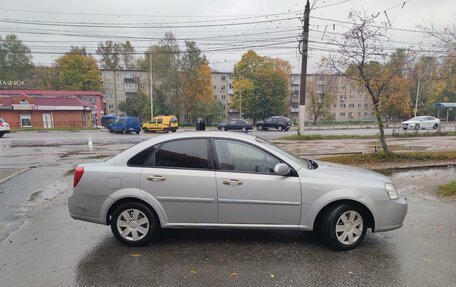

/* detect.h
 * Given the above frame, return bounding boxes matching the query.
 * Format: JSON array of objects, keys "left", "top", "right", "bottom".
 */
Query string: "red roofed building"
[
  {"left": 0, "top": 90, "right": 104, "bottom": 126},
  {"left": 0, "top": 94, "right": 94, "bottom": 129}
]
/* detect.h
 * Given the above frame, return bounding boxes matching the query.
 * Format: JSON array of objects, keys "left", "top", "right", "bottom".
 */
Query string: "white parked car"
[
  {"left": 401, "top": 116, "right": 440, "bottom": 130},
  {"left": 0, "top": 118, "right": 10, "bottom": 137}
]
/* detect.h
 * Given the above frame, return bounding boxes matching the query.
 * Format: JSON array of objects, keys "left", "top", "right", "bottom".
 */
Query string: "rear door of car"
[
  {"left": 139, "top": 138, "right": 218, "bottom": 224},
  {"left": 213, "top": 138, "right": 301, "bottom": 225}
]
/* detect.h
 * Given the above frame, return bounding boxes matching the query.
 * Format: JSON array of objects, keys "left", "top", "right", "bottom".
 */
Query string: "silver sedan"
[{"left": 68, "top": 131, "right": 407, "bottom": 250}]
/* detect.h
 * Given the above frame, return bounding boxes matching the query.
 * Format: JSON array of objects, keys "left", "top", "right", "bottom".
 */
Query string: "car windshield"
[
  {"left": 114, "top": 118, "right": 125, "bottom": 124},
  {"left": 256, "top": 138, "right": 310, "bottom": 168}
]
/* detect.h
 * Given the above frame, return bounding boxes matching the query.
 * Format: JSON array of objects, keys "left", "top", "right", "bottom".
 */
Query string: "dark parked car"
[
  {"left": 217, "top": 119, "right": 253, "bottom": 132},
  {"left": 256, "top": 116, "right": 291, "bottom": 131},
  {"left": 108, "top": 117, "right": 141, "bottom": 134}
]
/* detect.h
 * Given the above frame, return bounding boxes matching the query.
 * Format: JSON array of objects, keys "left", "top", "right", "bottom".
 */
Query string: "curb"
[{"left": 0, "top": 168, "right": 30, "bottom": 184}]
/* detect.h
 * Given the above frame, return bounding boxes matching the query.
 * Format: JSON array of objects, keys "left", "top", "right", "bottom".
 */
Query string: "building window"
[
  {"left": 348, "top": 112, "right": 353, "bottom": 117},
  {"left": 349, "top": 104, "right": 354, "bottom": 108},
  {"left": 340, "top": 104, "right": 346, "bottom": 108},
  {"left": 358, "top": 104, "right": 361, "bottom": 108},
  {"left": 221, "top": 85, "right": 225, "bottom": 91},
  {"left": 364, "top": 103, "right": 369, "bottom": 108},
  {"left": 116, "top": 72, "right": 121, "bottom": 78},
  {"left": 333, "top": 104, "right": 337, "bottom": 108},
  {"left": 364, "top": 112, "right": 368, "bottom": 116},
  {"left": 108, "top": 104, "right": 114, "bottom": 110},
  {"left": 340, "top": 112, "right": 345, "bottom": 116},
  {"left": 222, "top": 95, "right": 226, "bottom": 100},
  {"left": 20, "top": 114, "right": 32, "bottom": 127},
  {"left": 107, "top": 94, "right": 113, "bottom": 99},
  {"left": 212, "top": 85, "right": 217, "bottom": 90},
  {"left": 221, "top": 76, "right": 226, "bottom": 81},
  {"left": 229, "top": 74, "right": 233, "bottom": 79}
]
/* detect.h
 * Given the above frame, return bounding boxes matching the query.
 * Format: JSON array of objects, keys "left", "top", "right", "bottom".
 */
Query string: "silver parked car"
[{"left": 68, "top": 132, "right": 407, "bottom": 250}]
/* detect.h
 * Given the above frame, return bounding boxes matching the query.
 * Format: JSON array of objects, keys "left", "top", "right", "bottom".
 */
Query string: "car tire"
[
  {"left": 320, "top": 203, "right": 367, "bottom": 251},
  {"left": 108, "top": 128, "right": 113, "bottom": 133},
  {"left": 143, "top": 128, "right": 149, "bottom": 133},
  {"left": 136, "top": 131, "right": 140, "bottom": 134},
  {"left": 257, "top": 124, "right": 263, "bottom": 131},
  {"left": 414, "top": 124, "right": 420, "bottom": 130},
  {"left": 111, "top": 202, "right": 159, "bottom": 247},
  {"left": 221, "top": 127, "right": 226, "bottom": 131},
  {"left": 123, "top": 129, "right": 128, "bottom": 134},
  {"left": 433, "top": 123, "right": 438, "bottom": 130},
  {"left": 164, "top": 128, "right": 170, "bottom": 133},
  {"left": 0, "top": 132, "right": 4, "bottom": 138},
  {"left": 277, "top": 125, "right": 283, "bottom": 131},
  {"left": 242, "top": 127, "right": 247, "bottom": 132},
  {"left": 172, "top": 129, "right": 177, "bottom": 133}
]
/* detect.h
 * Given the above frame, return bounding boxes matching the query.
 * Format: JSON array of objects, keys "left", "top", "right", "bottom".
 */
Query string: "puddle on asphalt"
[{"left": 376, "top": 165, "right": 455, "bottom": 177}]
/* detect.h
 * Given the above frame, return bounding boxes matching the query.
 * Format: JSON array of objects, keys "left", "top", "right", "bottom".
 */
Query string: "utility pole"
[
  {"left": 149, "top": 48, "right": 154, "bottom": 120},
  {"left": 414, "top": 77, "right": 420, "bottom": 117},
  {"left": 239, "top": 76, "right": 242, "bottom": 119},
  {"left": 298, "top": 0, "right": 310, "bottom": 135}
]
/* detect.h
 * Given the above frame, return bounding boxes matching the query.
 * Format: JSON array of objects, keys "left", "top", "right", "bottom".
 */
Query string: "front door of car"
[
  {"left": 139, "top": 138, "right": 217, "bottom": 224},
  {"left": 213, "top": 139, "right": 301, "bottom": 225}
]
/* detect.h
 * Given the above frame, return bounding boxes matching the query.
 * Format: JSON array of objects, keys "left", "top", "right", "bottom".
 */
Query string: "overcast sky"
[{"left": 1, "top": 0, "right": 455, "bottom": 73}]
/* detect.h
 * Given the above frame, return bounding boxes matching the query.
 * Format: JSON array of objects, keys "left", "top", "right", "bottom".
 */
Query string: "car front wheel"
[
  {"left": 257, "top": 124, "right": 263, "bottom": 130},
  {"left": 433, "top": 123, "right": 439, "bottom": 129},
  {"left": 277, "top": 125, "right": 283, "bottom": 131},
  {"left": 221, "top": 127, "right": 226, "bottom": 131},
  {"left": 320, "top": 204, "right": 367, "bottom": 251},
  {"left": 111, "top": 202, "right": 158, "bottom": 247},
  {"left": 414, "top": 124, "right": 420, "bottom": 130}
]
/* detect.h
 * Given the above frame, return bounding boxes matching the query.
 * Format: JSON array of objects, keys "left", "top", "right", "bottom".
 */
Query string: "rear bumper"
[{"left": 0, "top": 129, "right": 10, "bottom": 133}]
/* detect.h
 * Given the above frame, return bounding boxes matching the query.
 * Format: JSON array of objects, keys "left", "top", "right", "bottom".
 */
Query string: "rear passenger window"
[
  {"left": 128, "top": 146, "right": 158, "bottom": 167},
  {"left": 155, "top": 139, "right": 209, "bottom": 169}
]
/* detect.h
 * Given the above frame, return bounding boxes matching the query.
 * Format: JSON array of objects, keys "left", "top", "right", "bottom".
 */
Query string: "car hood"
[{"left": 306, "top": 160, "right": 390, "bottom": 183}]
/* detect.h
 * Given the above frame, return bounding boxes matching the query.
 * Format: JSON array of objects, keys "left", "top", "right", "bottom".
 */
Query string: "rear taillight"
[{"left": 73, "top": 166, "right": 84, "bottom": 187}]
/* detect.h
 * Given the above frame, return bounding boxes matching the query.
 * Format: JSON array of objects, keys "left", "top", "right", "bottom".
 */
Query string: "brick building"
[
  {"left": 0, "top": 90, "right": 104, "bottom": 126},
  {"left": 0, "top": 94, "right": 93, "bottom": 129}
]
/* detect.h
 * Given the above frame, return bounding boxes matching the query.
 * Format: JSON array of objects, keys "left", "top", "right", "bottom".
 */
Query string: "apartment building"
[
  {"left": 211, "top": 71, "right": 237, "bottom": 120},
  {"left": 100, "top": 69, "right": 149, "bottom": 116},
  {"left": 291, "top": 74, "right": 374, "bottom": 121}
]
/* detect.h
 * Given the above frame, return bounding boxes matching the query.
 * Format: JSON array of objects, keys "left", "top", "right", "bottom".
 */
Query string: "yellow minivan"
[{"left": 142, "top": 115, "right": 178, "bottom": 133}]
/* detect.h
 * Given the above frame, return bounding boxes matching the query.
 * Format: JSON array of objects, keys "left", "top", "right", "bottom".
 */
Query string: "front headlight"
[{"left": 385, "top": 183, "right": 399, "bottom": 200}]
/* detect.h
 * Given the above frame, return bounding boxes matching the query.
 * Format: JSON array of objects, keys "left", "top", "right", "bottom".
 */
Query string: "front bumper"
[{"left": 373, "top": 196, "right": 408, "bottom": 232}]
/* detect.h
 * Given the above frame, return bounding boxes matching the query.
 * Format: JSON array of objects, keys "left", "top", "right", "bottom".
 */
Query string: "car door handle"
[
  {"left": 147, "top": 175, "right": 167, "bottom": 182},
  {"left": 223, "top": 179, "right": 243, "bottom": 186}
]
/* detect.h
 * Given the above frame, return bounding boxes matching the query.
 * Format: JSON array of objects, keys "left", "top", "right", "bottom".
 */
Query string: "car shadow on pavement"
[{"left": 74, "top": 230, "right": 403, "bottom": 286}]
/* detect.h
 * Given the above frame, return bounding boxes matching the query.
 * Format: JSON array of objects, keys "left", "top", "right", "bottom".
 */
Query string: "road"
[{"left": 0, "top": 130, "right": 455, "bottom": 286}]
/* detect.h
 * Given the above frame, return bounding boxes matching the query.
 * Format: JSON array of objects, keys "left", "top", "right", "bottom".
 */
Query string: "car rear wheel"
[
  {"left": 320, "top": 203, "right": 367, "bottom": 251},
  {"left": 0, "top": 132, "right": 4, "bottom": 138},
  {"left": 221, "top": 127, "right": 226, "bottom": 131},
  {"left": 143, "top": 128, "right": 149, "bottom": 133},
  {"left": 433, "top": 123, "right": 439, "bottom": 129},
  {"left": 277, "top": 125, "right": 283, "bottom": 131},
  {"left": 242, "top": 127, "right": 247, "bottom": 132},
  {"left": 108, "top": 128, "right": 113, "bottom": 133},
  {"left": 414, "top": 124, "right": 420, "bottom": 130},
  {"left": 111, "top": 202, "right": 158, "bottom": 247},
  {"left": 257, "top": 124, "right": 263, "bottom": 131},
  {"left": 136, "top": 131, "right": 140, "bottom": 134}
]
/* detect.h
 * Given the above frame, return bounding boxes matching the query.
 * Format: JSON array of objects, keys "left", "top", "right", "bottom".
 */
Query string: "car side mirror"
[{"left": 274, "top": 163, "right": 290, "bottom": 176}]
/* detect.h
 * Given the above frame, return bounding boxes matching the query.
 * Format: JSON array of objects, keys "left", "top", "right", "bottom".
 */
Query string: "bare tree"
[
  {"left": 306, "top": 73, "right": 337, "bottom": 124},
  {"left": 323, "top": 11, "right": 406, "bottom": 153}
]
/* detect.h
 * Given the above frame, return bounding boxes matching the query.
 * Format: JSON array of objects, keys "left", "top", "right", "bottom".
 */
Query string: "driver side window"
[{"left": 214, "top": 139, "right": 280, "bottom": 174}]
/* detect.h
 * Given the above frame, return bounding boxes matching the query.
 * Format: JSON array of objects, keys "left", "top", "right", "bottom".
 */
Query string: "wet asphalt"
[{"left": 0, "top": 131, "right": 455, "bottom": 286}]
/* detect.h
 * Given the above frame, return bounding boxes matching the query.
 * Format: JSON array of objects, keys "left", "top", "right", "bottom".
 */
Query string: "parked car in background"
[
  {"left": 401, "top": 116, "right": 440, "bottom": 130},
  {"left": 0, "top": 118, "right": 10, "bottom": 137},
  {"left": 217, "top": 119, "right": 253, "bottom": 132},
  {"left": 142, "top": 115, "right": 178, "bottom": 133},
  {"left": 68, "top": 132, "right": 408, "bottom": 251},
  {"left": 256, "top": 116, "right": 292, "bottom": 131},
  {"left": 108, "top": 117, "right": 141, "bottom": 134}
]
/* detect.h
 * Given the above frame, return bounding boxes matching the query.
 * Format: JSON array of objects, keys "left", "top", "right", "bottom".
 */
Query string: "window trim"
[{"left": 210, "top": 138, "right": 297, "bottom": 176}]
